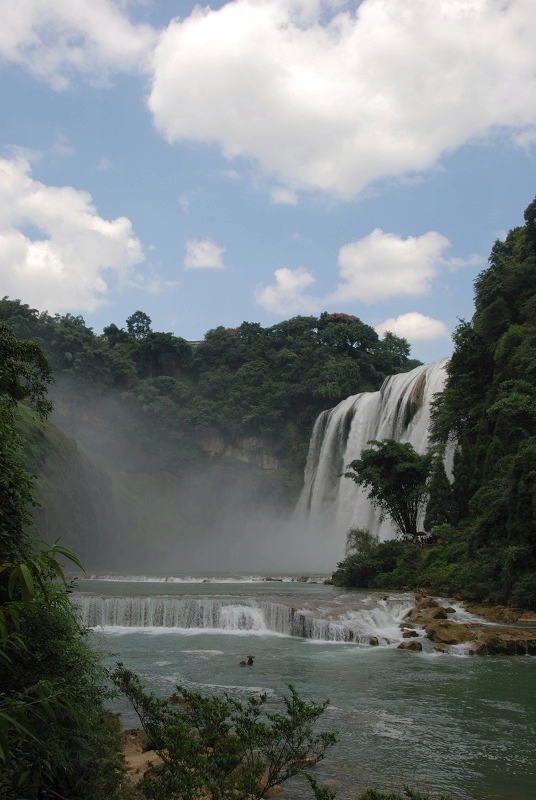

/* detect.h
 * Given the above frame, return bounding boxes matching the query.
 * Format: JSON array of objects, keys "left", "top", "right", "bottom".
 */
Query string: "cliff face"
[
  {"left": 18, "top": 407, "right": 121, "bottom": 569},
  {"left": 195, "top": 430, "right": 279, "bottom": 470}
]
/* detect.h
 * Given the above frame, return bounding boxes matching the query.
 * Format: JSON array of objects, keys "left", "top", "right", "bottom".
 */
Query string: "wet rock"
[
  {"left": 425, "top": 621, "right": 474, "bottom": 645},
  {"left": 414, "top": 592, "right": 441, "bottom": 610},
  {"left": 368, "top": 636, "right": 379, "bottom": 646},
  {"left": 471, "top": 629, "right": 536, "bottom": 656},
  {"left": 402, "top": 629, "right": 419, "bottom": 638},
  {"left": 434, "top": 643, "right": 449, "bottom": 653},
  {"left": 518, "top": 611, "right": 536, "bottom": 624},
  {"left": 397, "top": 640, "right": 423, "bottom": 651}
]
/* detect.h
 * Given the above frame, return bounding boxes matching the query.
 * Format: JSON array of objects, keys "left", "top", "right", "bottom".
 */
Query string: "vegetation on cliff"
[
  {"left": 0, "top": 322, "right": 126, "bottom": 798},
  {"left": 0, "top": 300, "right": 419, "bottom": 480},
  {"left": 333, "top": 198, "right": 536, "bottom": 609}
]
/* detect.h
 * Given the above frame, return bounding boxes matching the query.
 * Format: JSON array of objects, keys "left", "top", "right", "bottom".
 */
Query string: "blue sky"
[{"left": 1, "top": 0, "right": 535, "bottom": 364}]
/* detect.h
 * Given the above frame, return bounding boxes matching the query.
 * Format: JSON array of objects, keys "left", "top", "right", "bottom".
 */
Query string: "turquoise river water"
[{"left": 75, "top": 575, "right": 536, "bottom": 800}]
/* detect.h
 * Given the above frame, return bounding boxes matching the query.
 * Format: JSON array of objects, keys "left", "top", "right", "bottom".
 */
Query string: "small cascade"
[
  {"left": 74, "top": 594, "right": 412, "bottom": 645},
  {"left": 297, "top": 359, "right": 450, "bottom": 543}
]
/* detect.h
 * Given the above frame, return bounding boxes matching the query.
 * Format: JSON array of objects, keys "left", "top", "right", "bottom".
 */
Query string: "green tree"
[
  {"left": 111, "top": 664, "right": 337, "bottom": 800},
  {"left": 127, "top": 310, "right": 153, "bottom": 340},
  {"left": 343, "top": 440, "right": 433, "bottom": 537},
  {"left": 0, "top": 323, "right": 126, "bottom": 799},
  {"left": 431, "top": 196, "right": 536, "bottom": 605}
]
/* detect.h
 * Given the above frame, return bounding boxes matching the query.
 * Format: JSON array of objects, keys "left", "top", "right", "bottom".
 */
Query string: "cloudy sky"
[{"left": 1, "top": 0, "right": 535, "bottom": 363}]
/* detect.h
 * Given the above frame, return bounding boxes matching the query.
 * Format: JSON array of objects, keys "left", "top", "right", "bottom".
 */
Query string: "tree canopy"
[{"left": 343, "top": 439, "right": 433, "bottom": 537}]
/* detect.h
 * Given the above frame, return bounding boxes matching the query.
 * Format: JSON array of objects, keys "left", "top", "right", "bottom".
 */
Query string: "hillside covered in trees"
[
  {"left": 334, "top": 198, "right": 536, "bottom": 609},
  {"left": 0, "top": 300, "right": 419, "bottom": 568}
]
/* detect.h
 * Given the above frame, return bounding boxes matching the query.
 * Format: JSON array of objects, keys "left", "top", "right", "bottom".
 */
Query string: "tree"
[
  {"left": 0, "top": 324, "right": 126, "bottom": 799},
  {"left": 127, "top": 310, "right": 152, "bottom": 340},
  {"left": 111, "top": 664, "right": 337, "bottom": 800},
  {"left": 343, "top": 439, "right": 433, "bottom": 537}
]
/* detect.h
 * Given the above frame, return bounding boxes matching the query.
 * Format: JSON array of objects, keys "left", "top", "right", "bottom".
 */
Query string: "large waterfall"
[{"left": 297, "top": 359, "right": 449, "bottom": 547}]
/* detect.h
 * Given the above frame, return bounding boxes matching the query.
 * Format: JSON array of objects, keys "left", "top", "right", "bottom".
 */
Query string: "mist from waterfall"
[{"left": 296, "top": 359, "right": 450, "bottom": 555}]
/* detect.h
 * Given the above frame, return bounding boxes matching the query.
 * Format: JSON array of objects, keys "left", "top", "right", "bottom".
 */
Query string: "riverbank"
[{"left": 398, "top": 591, "right": 536, "bottom": 655}]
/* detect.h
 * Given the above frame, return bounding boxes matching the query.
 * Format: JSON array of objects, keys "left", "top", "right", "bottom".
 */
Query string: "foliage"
[
  {"left": 334, "top": 197, "right": 536, "bottom": 609},
  {"left": 343, "top": 440, "right": 434, "bottom": 537},
  {"left": 111, "top": 664, "right": 337, "bottom": 800},
  {"left": 0, "top": 323, "right": 127, "bottom": 798},
  {"left": 0, "top": 298, "right": 420, "bottom": 489},
  {"left": 428, "top": 197, "right": 536, "bottom": 606}
]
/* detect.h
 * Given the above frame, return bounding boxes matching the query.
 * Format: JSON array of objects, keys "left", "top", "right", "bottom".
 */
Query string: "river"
[{"left": 75, "top": 574, "right": 536, "bottom": 800}]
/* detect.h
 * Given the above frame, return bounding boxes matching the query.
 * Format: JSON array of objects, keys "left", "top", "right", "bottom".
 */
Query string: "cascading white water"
[
  {"left": 297, "top": 359, "right": 450, "bottom": 544},
  {"left": 74, "top": 594, "right": 412, "bottom": 645}
]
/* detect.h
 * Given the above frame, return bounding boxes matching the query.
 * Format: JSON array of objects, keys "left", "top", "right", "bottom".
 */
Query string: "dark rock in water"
[
  {"left": 434, "top": 643, "right": 449, "bottom": 653},
  {"left": 414, "top": 593, "right": 440, "bottom": 610},
  {"left": 444, "top": 607, "right": 456, "bottom": 614},
  {"left": 402, "top": 629, "right": 419, "bottom": 638},
  {"left": 470, "top": 629, "right": 536, "bottom": 656},
  {"left": 397, "top": 640, "right": 423, "bottom": 652},
  {"left": 368, "top": 636, "right": 379, "bottom": 646},
  {"left": 427, "top": 607, "right": 448, "bottom": 620}
]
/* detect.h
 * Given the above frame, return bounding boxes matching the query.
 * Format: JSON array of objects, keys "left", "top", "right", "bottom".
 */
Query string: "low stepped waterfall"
[
  {"left": 75, "top": 594, "right": 412, "bottom": 645},
  {"left": 297, "top": 359, "right": 450, "bottom": 545}
]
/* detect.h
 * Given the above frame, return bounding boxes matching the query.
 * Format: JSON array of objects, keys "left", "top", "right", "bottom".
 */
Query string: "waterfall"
[
  {"left": 297, "top": 359, "right": 449, "bottom": 544},
  {"left": 74, "top": 594, "right": 412, "bottom": 645}
]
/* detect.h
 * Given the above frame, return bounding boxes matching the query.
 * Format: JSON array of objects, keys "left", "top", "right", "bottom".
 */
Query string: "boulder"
[
  {"left": 425, "top": 621, "right": 474, "bottom": 645},
  {"left": 402, "top": 629, "right": 419, "bottom": 638},
  {"left": 368, "top": 636, "right": 379, "bottom": 646},
  {"left": 470, "top": 629, "right": 536, "bottom": 656},
  {"left": 397, "top": 640, "right": 423, "bottom": 652}
]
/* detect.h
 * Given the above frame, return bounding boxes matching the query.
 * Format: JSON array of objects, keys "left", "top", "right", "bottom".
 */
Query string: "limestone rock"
[
  {"left": 425, "top": 621, "right": 474, "bottom": 645},
  {"left": 397, "top": 640, "right": 423, "bottom": 651}
]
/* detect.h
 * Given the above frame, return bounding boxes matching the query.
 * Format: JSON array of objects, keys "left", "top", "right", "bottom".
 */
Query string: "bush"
[
  {"left": 111, "top": 664, "right": 337, "bottom": 800},
  {"left": 511, "top": 572, "right": 536, "bottom": 610}
]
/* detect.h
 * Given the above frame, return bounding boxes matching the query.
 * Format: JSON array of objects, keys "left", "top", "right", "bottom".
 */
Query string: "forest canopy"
[{"left": 0, "top": 301, "right": 420, "bottom": 484}]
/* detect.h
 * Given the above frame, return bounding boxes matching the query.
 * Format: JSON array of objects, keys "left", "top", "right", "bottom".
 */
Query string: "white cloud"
[
  {"left": 97, "top": 156, "right": 112, "bottom": 172},
  {"left": 218, "top": 168, "right": 242, "bottom": 181},
  {"left": 0, "top": 155, "right": 145, "bottom": 312},
  {"left": 0, "top": 0, "right": 156, "bottom": 89},
  {"left": 442, "top": 253, "right": 484, "bottom": 271},
  {"left": 256, "top": 228, "right": 457, "bottom": 315},
  {"left": 184, "top": 238, "right": 225, "bottom": 269},
  {"left": 178, "top": 193, "right": 191, "bottom": 212},
  {"left": 376, "top": 313, "right": 450, "bottom": 342},
  {"left": 255, "top": 266, "right": 317, "bottom": 314},
  {"left": 329, "top": 229, "right": 450, "bottom": 304},
  {"left": 270, "top": 186, "right": 298, "bottom": 205},
  {"left": 52, "top": 133, "right": 75, "bottom": 157},
  {"left": 149, "top": 0, "right": 536, "bottom": 198}
]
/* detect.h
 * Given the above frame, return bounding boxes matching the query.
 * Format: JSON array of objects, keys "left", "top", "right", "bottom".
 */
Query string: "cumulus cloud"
[
  {"left": 256, "top": 228, "right": 461, "bottom": 328},
  {"left": 255, "top": 266, "right": 317, "bottom": 314},
  {"left": 376, "top": 313, "right": 450, "bottom": 342},
  {"left": 329, "top": 229, "right": 450, "bottom": 304},
  {"left": 270, "top": 186, "right": 298, "bottom": 205},
  {"left": 0, "top": 155, "right": 145, "bottom": 312},
  {"left": 148, "top": 0, "right": 536, "bottom": 198},
  {"left": 0, "top": 0, "right": 156, "bottom": 89},
  {"left": 184, "top": 238, "right": 225, "bottom": 269}
]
